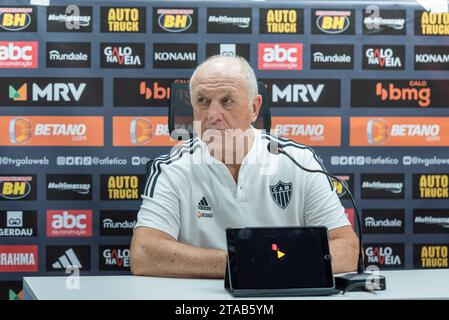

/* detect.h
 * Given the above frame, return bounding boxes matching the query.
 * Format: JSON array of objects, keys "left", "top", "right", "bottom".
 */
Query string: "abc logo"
[
  {"left": 263, "top": 44, "right": 298, "bottom": 63},
  {"left": 51, "top": 211, "right": 87, "bottom": 229},
  {"left": 0, "top": 42, "right": 33, "bottom": 60}
]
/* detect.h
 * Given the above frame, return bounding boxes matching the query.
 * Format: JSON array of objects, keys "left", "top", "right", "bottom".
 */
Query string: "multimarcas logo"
[{"left": 413, "top": 209, "right": 449, "bottom": 233}]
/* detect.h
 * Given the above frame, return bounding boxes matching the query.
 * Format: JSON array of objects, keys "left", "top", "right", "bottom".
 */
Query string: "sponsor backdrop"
[{"left": 0, "top": 0, "right": 449, "bottom": 299}]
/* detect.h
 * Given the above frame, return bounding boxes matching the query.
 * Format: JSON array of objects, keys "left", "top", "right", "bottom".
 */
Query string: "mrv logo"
[
  {"left": 263, "top": 79, "right": 340, "bottom": 107},
  {"left": 101, "top": 43, "right": 144, "bottom": 68},
  {"left": 364, "top": 243, "right": 404, "bottom": 269},
  {"left": 0, "top": 78, "right": 102, "bottom": 106}
]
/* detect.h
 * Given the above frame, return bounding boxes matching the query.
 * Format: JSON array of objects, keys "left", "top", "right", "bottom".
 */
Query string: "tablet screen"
[{"left": 226, "top": 227, "right": 334, "bottom": 290}]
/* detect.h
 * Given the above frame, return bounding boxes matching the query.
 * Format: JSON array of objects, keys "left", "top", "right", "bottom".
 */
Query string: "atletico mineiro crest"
[{"left": 269, "top": 181, "right": 292, "bottom": 209}]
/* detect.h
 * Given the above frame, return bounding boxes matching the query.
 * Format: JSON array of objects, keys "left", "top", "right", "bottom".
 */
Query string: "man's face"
[{"left": 190, "top": 63, "right": 259, "bottom": 139}]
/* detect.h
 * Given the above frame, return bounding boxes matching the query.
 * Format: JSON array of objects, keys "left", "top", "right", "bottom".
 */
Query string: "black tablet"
[{"left": 226, "top": 226, "right": 334, "bottom": 291}]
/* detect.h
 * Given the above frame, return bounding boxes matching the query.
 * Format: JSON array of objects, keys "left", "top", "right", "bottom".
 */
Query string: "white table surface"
[{"left": 23, "top": 269, "right": 449, "bottom": 300}]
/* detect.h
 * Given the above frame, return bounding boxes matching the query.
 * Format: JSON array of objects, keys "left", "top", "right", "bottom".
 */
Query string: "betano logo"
[
  {"left": 315, "top": 10, "right": 351, "bottom": 34},
  {"left": 113, "top": 116, "right": 177, "bottom": 146},
  {"left": 270, "top": 117, "right": 341, "bottom": 146},
  {"left": 375, "top": 81, "right": 431, "bottom": 107},
  {"left": 350, "top": 117, "right": 449, "bottom": 146},
  {"left": 0, "top": 41, "right": 37, "bottom": 68},
  {"left": 157, "top": 9, "right": 194, "bottom": 32},
  {"left": 0, "top": 116, "right": 104, "bottom": 146},
  {"left": 0, "top": 7, "right": 33, "bottom": 31},
  {"left": 272, "top": 243, "right": 286, "bottom": 260}
]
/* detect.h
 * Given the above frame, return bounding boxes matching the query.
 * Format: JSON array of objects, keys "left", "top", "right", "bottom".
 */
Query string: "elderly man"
[{"left": 130, "top": 55, "right": 359, "bottom": 278}]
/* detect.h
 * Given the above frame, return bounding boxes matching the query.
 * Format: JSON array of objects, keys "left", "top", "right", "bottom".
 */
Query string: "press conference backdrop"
[{"left": 1, "top": 0, "right": 449, "bottom": 300}]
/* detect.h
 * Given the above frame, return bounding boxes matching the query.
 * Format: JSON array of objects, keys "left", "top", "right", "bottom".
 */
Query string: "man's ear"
[{"left": 250, "top": 95, "right": 263, "bottom": 123}]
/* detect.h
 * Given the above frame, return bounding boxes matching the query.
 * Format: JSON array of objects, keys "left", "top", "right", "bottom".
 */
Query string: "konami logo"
[
  {"left": 258, "top": 43, "right": 303, "bottom": 70},
  {"left": 0, "top": 41, "right": 37, "bottom": 68},
  {"left": 0, "top": 245, "right": 38, "bottom": 272},
  {"left": 47, "top": 210, "right": 92, "bottom": 237}
]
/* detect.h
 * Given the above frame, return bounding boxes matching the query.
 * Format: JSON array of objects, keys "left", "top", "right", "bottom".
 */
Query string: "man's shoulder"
[{"left": 147, "top": 137, "right": 203, "bottom": 174}]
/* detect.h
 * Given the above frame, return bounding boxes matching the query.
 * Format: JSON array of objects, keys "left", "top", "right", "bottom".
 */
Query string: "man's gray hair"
[{"left": 189, "top": 55, "right": 259, "bottom": 108}]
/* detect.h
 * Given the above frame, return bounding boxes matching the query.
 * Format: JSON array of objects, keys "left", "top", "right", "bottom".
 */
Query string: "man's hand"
[{"left": 130, "top": 227, "right": 227, "bottom": 278}]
